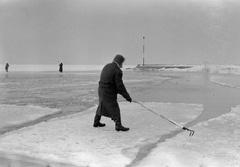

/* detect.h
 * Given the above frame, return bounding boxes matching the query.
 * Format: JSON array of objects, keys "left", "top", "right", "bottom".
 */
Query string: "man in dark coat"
[
  {"left": 59, "top": 63, "right": 63, "bottom": 72},
  {"left": 93, "top": 54, "right": 132, "bottom": 131},
  {"left": 5, "top": 63, "right": 9, "bottom": 72}
]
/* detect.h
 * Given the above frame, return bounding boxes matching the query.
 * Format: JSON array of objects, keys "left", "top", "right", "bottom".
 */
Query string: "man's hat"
[{"left": 113, "top": 54, "right": 125, "bottom": 65}]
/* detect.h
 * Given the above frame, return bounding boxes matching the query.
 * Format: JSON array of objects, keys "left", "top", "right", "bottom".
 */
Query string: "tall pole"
[{"left": 143, "top": 36, "right": 145, "bottom": 66}]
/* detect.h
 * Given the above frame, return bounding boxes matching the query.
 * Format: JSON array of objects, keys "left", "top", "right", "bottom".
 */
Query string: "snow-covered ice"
[
  {"left": 210, "top": 74, "right": 240, "bottom": 89},
  {"left": 1, "top": 65, "right": 240, "bottom": 166},
  {"left": 137, "top": 105, "right": 240, "bottom": 167},
  {"left": 0, "top": 102, "right": 202, "bottom": 167},
  {"left": 0, "top": 104, "right": 60, "bottom": 128}
]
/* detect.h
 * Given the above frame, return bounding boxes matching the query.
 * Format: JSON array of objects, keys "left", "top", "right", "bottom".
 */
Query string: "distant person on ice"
[
  {"left": 93, "top": 54, "right": 132, "bottom": 131},
  {"left": 5, "top": 63, "right": 9, "bottom": 72},
  {"left": 59, "top": 63, "right": 63, "bottom": 72}
]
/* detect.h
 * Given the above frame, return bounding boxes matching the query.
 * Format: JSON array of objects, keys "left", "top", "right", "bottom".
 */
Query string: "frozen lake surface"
[
  {"left": 0, "top": 65, "right": 240, "bottom": 166},
  {"left": 0, "top": 102, "right": 202, "bottom": 167}
]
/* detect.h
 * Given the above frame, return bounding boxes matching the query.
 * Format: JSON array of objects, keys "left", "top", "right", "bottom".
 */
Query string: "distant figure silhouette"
[
  {"left": 5, "top": 63, "right": 9, "bottom": 72},
  {"left": 59, "top": 63, "right": 63, "bottom": 72}
]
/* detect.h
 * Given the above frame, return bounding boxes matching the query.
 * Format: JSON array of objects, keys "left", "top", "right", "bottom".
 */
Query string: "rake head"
[{"left": 183, "top": 127, "right": 195, "bottom": 137}]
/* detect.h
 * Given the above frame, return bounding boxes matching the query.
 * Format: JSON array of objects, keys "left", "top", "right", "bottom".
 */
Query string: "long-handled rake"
[{"left": 133, "top": 101, "right": 195, "bottom": 137}]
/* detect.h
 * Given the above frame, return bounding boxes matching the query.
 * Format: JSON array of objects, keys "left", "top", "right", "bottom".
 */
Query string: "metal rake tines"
[{"left": 183, "top": 127, "right": 195, "bottom": 137}]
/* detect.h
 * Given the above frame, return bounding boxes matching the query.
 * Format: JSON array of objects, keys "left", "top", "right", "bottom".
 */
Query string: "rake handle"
[{"left": 133, "top": 101, "right": 195, "bottom": 137}]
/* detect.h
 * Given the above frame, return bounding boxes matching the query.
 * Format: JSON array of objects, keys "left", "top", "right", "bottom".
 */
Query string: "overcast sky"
[{"left": 1, "top": 0, "right": 240, "bottom": 65}]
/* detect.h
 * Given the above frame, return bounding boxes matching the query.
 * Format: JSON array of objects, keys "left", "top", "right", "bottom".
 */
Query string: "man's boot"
[
  {"left": 93, "top": 114, "right": 106, "bottom": 127},
  {"left": 115, "top": 118, "right": 129, "bottom": 131}
]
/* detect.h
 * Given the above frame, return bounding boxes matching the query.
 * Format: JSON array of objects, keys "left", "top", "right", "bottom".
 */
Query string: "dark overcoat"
[
  {"left": 59, "top": 63, "right": 63, "bottom": 72},
  {"left": 96, "top": 62, "right": 131, "bottom": 119}
]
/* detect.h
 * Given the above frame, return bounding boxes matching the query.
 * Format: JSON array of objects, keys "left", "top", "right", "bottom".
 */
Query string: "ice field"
[
  {"left": 0, "top": 105, "right": 60, "bottom": 129},
  {"left": 137, "top": 105, "right": 240, "bottom": 167},
  {"left": 0, "top": 102, "right": 203, "bottom": 167},
  {"left": 0, "top": 64, "right": 240, "bottom": 166}
]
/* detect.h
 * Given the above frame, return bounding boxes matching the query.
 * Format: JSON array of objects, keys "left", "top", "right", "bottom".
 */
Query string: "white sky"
[{"left": 1, "top": 0, "right": 240, "bottom": 65}]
